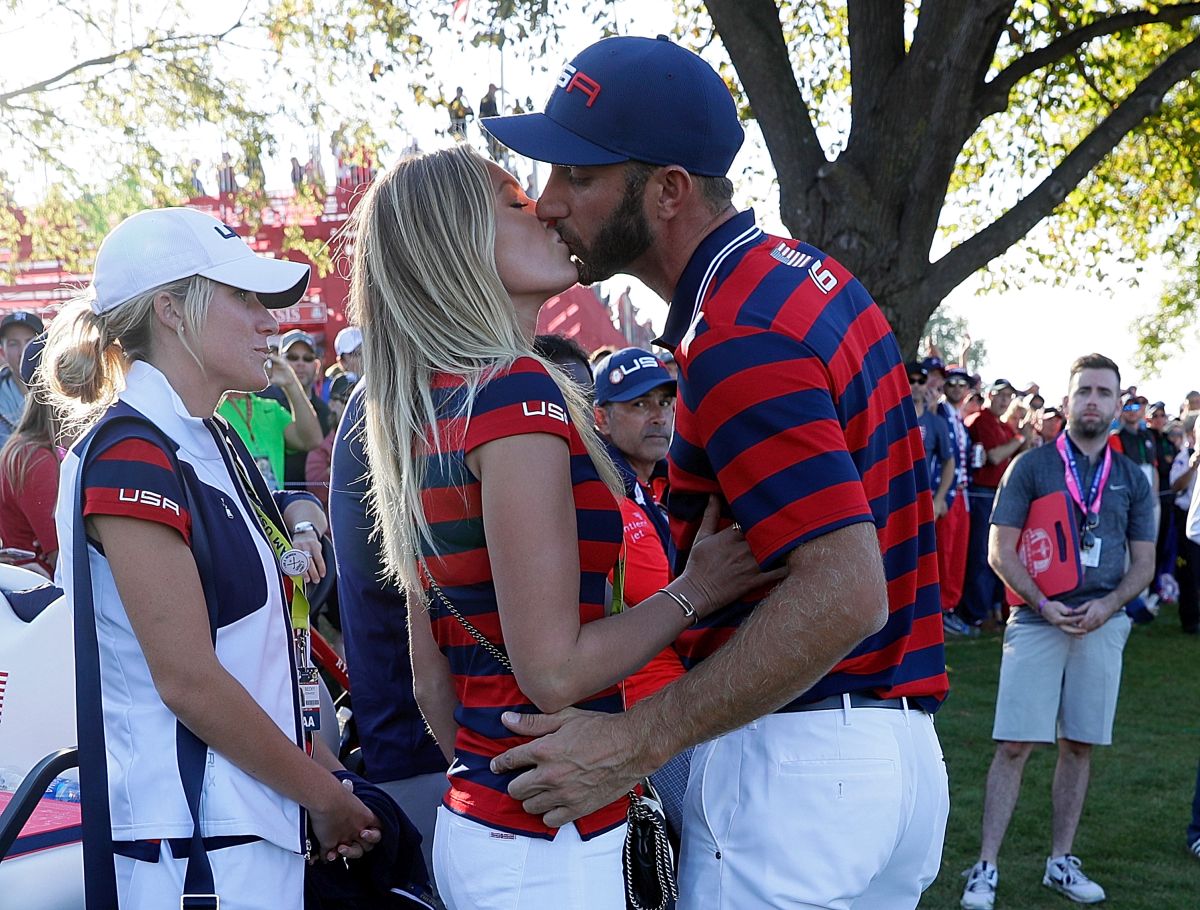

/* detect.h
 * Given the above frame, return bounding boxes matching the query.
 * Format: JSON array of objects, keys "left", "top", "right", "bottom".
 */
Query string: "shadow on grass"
[{"left": 920, "top": 604, "right": 1199, "bottom": 909}]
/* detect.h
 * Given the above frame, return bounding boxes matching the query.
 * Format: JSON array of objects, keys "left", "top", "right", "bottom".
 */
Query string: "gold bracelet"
[{"left": 660, "top": 587, "right": 699, "bottom": 625}]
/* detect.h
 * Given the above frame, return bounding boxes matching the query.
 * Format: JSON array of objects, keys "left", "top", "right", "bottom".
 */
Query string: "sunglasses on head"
[{"left": 286, "top": 353, "right": 316, "bottom": 363}]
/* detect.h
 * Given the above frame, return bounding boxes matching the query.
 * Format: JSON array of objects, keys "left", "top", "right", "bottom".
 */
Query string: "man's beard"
[
  {"left": 1068, "top": 414, "right": 1107, "bottom": 440},
  {"left": 563, "top": 179, "right": 654, "bottom": 285}
]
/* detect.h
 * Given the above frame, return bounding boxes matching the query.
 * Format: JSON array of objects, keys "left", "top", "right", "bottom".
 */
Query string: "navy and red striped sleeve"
[
  {"left": 82, "top": 437, "right": 191, "bottom": 543},
  {"left": 681, "top": 324, "right": 874, "bottom": 569},
  {"left": 463, "top": 358, "right": 572, "bottom": 452}
]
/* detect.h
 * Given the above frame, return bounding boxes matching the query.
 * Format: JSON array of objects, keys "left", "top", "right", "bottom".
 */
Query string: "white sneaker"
[
  {"left": 961, "top": 860, "right": 998, "bottom": 910},
  {"left": 1042, "top": 855, "right": 1106, "bottom": 903}
]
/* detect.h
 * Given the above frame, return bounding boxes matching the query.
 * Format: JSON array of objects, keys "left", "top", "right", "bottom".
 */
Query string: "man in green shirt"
[{"left": 219, "top": 350, "right": 323, "bottom": 490}]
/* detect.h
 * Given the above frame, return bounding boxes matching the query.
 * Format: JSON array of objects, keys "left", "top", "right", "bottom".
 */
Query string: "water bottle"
[{"left": 971, "top": 443, "right": 987, "bottom": 469}]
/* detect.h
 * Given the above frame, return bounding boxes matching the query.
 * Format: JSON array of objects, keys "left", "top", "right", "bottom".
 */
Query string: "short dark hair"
[
  {"left": 533, "top": 333, "right": 590, "bottom": 374},
  {"left": 626, "top": 160, "right": 733, "bottom": 215},
  {"left": 1068, "top": 353, "right": 1121, "bottom": 388},
  {"left": 590, "top": 344, "right": 620, "bottom": 366}
]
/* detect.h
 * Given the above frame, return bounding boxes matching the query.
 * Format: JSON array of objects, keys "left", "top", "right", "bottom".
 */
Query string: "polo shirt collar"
[
  {"left": 118, "top": 360, "right": 221, "bottom": 460},
  {"left": 655, "top": 208, "right": 761, "bottom": 353}
]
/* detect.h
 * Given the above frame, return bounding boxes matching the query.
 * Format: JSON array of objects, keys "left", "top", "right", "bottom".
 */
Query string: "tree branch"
[
  {"left": 846, "top": 0, "right": 905, "bottom": 141},
  {"left": 928, "top": 34, "right": 1200, "bottom": 301},
  {"left": 0, "top": 16, "right": 246, "bottom": 106},
  {"left": 705, "top": 0, "right": 827, "bottom": 186},
  {"left": 979, "top": 2, "right": 1200, "bottom": 116}
]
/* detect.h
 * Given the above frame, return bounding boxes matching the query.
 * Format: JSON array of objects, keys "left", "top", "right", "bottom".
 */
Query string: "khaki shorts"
[{"left": 992, "top": 609, "right": 1132, "bottom": 745}]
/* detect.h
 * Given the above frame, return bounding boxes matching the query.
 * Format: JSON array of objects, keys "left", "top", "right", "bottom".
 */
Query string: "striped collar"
[{"left": 655, "top": 208, "right": 762, "bottom": 352}]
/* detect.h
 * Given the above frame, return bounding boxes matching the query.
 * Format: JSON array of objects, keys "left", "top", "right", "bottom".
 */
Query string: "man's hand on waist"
[{"left": 490, "top": 707, "right": 664, "bottom": 828}]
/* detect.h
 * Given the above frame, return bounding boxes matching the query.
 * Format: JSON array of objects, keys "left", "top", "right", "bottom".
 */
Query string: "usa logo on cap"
[{"left": 609, "top": 369, "right": 625, "bottom": 384}]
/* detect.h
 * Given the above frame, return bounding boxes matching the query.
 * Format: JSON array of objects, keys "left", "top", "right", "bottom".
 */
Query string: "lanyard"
[
  {"left": 215, "top": 427, "right": 313, "bottom": 662},
  {"left": 1056, "top": 433, "right": 1112, "bottom": 520}
]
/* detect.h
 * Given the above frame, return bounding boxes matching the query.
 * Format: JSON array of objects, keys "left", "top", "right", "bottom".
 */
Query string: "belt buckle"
[{"left": 181, "top": 895, "right": 219, "bottom": 910}]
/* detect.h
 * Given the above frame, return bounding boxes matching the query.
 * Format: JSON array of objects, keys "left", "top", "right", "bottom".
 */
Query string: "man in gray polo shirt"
[{"left": 961, "top": 352, "right": 1155, "bottom": 910}]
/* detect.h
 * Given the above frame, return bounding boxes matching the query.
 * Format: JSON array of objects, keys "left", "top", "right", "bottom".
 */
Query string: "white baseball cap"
[
  {"left": 90, "top": 207, "right": 310, "bottom": 314},
  {"left": 334, "top": 326, "right": 363, "bottom": 356}
]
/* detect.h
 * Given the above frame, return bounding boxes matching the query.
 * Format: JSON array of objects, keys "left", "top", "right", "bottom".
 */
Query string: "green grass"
[{"left": 920, "top": 604, "right": 1200, "bottom": 909}]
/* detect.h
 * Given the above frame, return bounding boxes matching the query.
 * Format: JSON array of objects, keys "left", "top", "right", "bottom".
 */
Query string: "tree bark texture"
[{"left": 704, "top": 0, "right": 1200, "bottom": 355}]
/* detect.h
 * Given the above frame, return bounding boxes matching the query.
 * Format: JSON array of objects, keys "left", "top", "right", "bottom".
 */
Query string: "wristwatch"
[{"left": 292, "top": 520, "right": 318, "bottom": 538}]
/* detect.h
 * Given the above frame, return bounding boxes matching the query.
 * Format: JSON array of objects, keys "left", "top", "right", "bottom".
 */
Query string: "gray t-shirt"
[{"left": 991, "top": 437, "right": 1155, "bottom": 615}]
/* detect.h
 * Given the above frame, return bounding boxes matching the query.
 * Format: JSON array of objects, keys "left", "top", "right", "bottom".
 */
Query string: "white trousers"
[
  {"left": 433, "top": 805, "right": 626, "bottom": 910},
  {"left": 114, "top": 838, "right": 302, "bottom": 910},
  {"left": 678, "top": 701, "right": 949, "bottom": 910}
]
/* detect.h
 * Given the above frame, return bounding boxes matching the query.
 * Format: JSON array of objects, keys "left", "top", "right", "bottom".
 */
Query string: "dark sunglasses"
[
  {"left": 909, "top": 376, "right": 927, "bottom": 385},
  {"left": 1080, "top": 510, "right": 1100, "bottom": 550},
  {"left": 286, "top": 353, "right": 316, "bottom": 363}
]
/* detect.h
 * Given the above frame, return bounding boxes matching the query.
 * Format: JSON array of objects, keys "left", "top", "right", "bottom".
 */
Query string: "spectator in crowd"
[
  {"left": 218, "top": 350, "right": 323, "bottom": 490},
  {"left": 961, "top": 353, "right": 1154, "bottom": 909},
  {"left": 322, "top": 326, "right": 363, "bottom": 400},
  {"left": 290, "top": 156, "right": 304, "bottom": 192},
  {"left": 1026, "top": 392, "right": 1045, "bottom": 413},
  {"left": 0, "top": 334, "right": 59, "bottom": 577},
  {"left": 1183, "top": 390, "right": 1200, "bottom": 416},
  {"left": 1170, "top": 418, "right": 1199, "bottom": 634},
  {"left": 1147, "top": 401, "right": 1179, "bottom": 585},
  {"left": 1036, "top": 405, "right": 1065, "bottom": 446},
  {"left": 328, "top": 375, "right": 448, "bottom": 887},
  {"left": 0, "top": 311, "right": 44, "bottom": 447},
  {"left": 259, "top": 329, "right": 334, "bottom": 491},
  {"left": 447, "top": 87, "right": 473, "bottom": 138},
  {"left": 964, "top": 389, "right": 985, "bottom": 419},
  {"left": 44, "top": 206, "right": 376, "bottom": 908},
  {"left": 588, "top": 344, "right": 619, "bottom": 367},
  {"left": 216, "top": 151, "right": 237, "bottom": 194},
  {"left": 938, "top": 365, "right": 976, "bottom": 637},
  {"left": 483, "top": 35, "right": 949, "bottom": 909},
  {"left": 305, "top": 371, "right": 358, "bottom": 511},
  {"left": 479, "top": 83, "right": 503, "bottom": 158},
  {"left": 532, "top": 332, "right": 594, "bottom": 395},
  {"left": 655, "top": 349, "right": 679, "bottom": 381},
  {"left": 346, "top": 144, "right": 773, "bottom": 910},
  {"left": 1110, "top": 393, "right": 1161, "bottom": 597},
  {"left": 909, "top": 362, "right": 954, "bottom": 519},
  {"left": 963, "top": 379, "right": 1033, "bottom": 628},
  {"left": 188, "top": 159, "right": 205, "bottom": 196}
]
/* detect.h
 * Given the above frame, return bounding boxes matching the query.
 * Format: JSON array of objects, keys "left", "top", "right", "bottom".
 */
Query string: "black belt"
[{"left": 779, "top": 692, "right": 915, "bottom": 714}]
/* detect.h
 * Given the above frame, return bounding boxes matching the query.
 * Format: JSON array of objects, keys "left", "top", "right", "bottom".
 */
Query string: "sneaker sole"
[{"left": 1042, "top": 875, "right": 1105, "bottom": 903}]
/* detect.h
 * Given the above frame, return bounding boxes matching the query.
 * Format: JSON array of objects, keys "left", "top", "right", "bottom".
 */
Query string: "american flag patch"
[
  {"left": 770, "top": 242, "right": 815, "bottom": 270},
  {"left": 0, "top": 671, "right": 7, "bottom": 725}
]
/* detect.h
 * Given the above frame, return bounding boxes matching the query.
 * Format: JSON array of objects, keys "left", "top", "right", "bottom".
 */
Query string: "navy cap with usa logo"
[
  {"left": 482, "top": 35, "right": 744, "bottom": 178},
  {"left": 593, "top": 347, "right": 676, "bottom": 406},
  {"left": 0, "top": 310, "right": 45, "bottom": 339}
]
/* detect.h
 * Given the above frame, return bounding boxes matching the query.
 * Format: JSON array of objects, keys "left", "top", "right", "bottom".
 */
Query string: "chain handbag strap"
[
  {"left": 420, "top": 561, "right": 513, "bottom": 672},
  {"left": 623, "top": 777, "right": 678, "bottom": 910}
]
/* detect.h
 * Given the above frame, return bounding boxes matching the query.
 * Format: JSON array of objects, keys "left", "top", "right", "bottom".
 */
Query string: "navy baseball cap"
[
  {"left": 482, "top": 35, "right": 744, "bottom": 178},
  {"left": 593, "top": 347, "right": 676, "bottom": 406},
  {"left": 0, "top": 311, "right": 44, "bottom": 339},
  {"left": 921, "top": 356, "right": 945, "bottom": 374}
]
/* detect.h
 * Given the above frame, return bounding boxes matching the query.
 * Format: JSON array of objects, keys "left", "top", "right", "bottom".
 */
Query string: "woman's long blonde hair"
[{"left": 347, "top": 145, "right": 621, "bottom": 598}]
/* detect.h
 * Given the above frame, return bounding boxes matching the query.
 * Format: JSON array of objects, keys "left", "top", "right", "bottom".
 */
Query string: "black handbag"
[
  {"left": 422, "top": 567, "right": 678, "bottom": 909},
  {"left": 623, "top": 776, "right": 678, "bottom": 910}
]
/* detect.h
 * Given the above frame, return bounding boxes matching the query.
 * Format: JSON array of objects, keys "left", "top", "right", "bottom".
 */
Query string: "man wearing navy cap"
[
  {"left": 0, "top": 311, "right": 44, "bottom": 446},
  {"left": 485, "top": 35, "right": 949, "bottom": 909}
]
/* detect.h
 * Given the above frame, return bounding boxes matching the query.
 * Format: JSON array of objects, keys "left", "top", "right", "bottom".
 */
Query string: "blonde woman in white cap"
[{"left": 44, "top": 208, "right": 380, "bottom": 910}]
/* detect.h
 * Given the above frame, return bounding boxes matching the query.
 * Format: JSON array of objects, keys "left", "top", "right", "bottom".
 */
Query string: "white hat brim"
[{"left": 199, "top": 256, "right": 310, "bottom": 309}]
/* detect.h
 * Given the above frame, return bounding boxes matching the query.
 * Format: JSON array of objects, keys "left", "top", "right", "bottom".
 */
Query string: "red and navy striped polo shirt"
[
  {"left": 657, "top": 210, "right": 948, "bottom": 712},
  {"left": 420, "top": 357, "right": 628, "bottom": 838}
]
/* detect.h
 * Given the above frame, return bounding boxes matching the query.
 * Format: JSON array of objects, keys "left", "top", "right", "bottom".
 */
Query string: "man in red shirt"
[{"left": 963, "top": 379, "right": 1033, "bottom": 626}]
